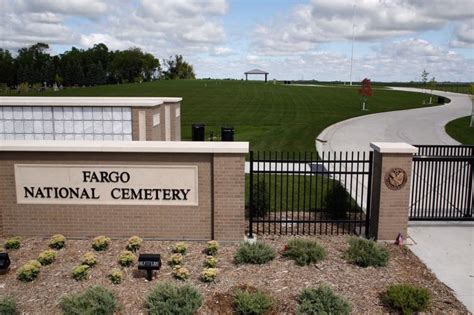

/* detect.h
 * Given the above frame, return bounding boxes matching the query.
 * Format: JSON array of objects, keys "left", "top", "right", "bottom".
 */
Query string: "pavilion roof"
[{"left": 244, "top": 69, "right": 269, "bottom": 74}]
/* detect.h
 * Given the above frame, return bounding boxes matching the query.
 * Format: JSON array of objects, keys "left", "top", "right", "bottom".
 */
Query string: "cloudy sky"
[{"left": 1, "top": 0, "right": 473, "bottom": 82}]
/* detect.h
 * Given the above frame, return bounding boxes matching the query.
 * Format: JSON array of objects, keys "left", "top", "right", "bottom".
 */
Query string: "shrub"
[
  {"left": 200, "top": 268, "right": 217, "bottom": 282},
  {"left": 80, "top": 252, "right": 97, "bottom": 267},
  {"left": 48, "top": 234, "right": 66, "bottom": 250},
  {"left": 72, "top": 264, "right": 90, "bottom": 281},
  {"left": 0, "top": 296, "right": 17, "bottom": 315},
  {"left": 168, "top": 253, "right": 183, "bottom": 266},
  {"left": 297, "top": 286, "right": 351, "bottom": 315},
  {"left": 27, "top": 260, "right": 42, "bottom": 269},
  {"left": 17, "top": 262, "right": 40, "bottom": 282},
  {"left": 206, "top": 240, "right": 219, "bottom": 256},
  {"left": 234, "top": 287, "right": 273, "bottom": 315},
  {"left": 172, "top": 266, "right": 190, "bottom": 280},
  {"left": 108, "top": 268, "right": 123, "bottom": 285},
  {"left": 205, "top": 256, "right": 218, "bottom": 268},
  {"left": 384, "top": 284, "right": 431, "bottom": 315},
  {"left": 173, "top": 242, "right": 188, "bottom": 254},
  {"left": 118, "top": 250, "right": 136, "bottom": 267},
  {"left": 126, "top": 236, "right": 143, "bottom": 252},
  {"left": 234, "top": 242, "right": 275, "bottom": 265},
  {"left": 345, "top": 237, "right": 389, "bottom": 268},
  {"left": 282, "top": 238, "right": 326, "bottom": 266},
  {"left": 144, "top": 282, "right": 203, "bottom": 315},
  {"left": 4, "top": 237, "right": 21, "bottom": 250},
  {"left": 324, "top": 182, "right": 351, "bottom": 220},
  {"left": 250, "top": 180, "right": 269, "bottom": 218},
  {"left": 59, "top": 286, "right": 118, "bottom": 315},
  {"left": 37, "top": 249, "right": 57, "bottom": 266},
  {"left": 92, "top": 236, "right": 111, "bottom": 251}
]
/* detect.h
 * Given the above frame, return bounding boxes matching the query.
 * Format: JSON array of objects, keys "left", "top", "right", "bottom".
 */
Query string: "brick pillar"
[
  {"left": 369, "top": 142, "right": 418, "bottom": 241},
  {"left": 212, "top": 153, "right": 246, "bottom": 241}
]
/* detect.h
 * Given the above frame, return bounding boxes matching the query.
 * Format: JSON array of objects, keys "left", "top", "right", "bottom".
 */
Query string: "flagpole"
[{"left": 349, "top": 3, "right": 356, "bottom": 86}]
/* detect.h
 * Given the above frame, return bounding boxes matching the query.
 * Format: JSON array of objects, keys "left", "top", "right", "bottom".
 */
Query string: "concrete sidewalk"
[
  {"left": 408, "top": 224, "right": 474, "bottom": 313},
  {"left": 316, "top": 88, "right": 471, "bottom": 153}
]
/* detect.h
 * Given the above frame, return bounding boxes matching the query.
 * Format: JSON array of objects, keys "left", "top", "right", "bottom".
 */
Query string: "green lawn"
[
  {"left": 445, "top": 116, "right": 474, "bottom": 144},
  {"left": 7, "top": 80, "right": 429, "bottom": 152}
]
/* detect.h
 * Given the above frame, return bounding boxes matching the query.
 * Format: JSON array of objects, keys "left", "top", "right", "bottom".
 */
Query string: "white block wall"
[{"left": 0, "top": 106, "right": 132, "bottom": 141}]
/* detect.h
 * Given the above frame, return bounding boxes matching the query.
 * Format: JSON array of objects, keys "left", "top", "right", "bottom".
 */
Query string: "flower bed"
[{"left": 0, "top": 235, "right": 466, "bottom": 314}]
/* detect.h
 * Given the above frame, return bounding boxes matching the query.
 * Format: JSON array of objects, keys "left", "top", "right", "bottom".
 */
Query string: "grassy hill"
[{"left": 12, "top": 80, "right": 428, "bottom": 152}]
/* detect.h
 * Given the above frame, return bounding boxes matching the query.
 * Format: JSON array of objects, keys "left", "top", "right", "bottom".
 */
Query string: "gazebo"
[{"left": 244, "top": 69, "right": 269, "bottom": 82}]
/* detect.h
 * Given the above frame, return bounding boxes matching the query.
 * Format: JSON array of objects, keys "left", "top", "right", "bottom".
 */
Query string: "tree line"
[{"left": 0, "top": 42, "right": 196, "bottom": 88}]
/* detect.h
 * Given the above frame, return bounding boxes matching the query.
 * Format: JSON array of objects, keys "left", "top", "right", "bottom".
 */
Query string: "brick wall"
[
  {"left": 0, "top": 151, "right": 245, "bottom": 241},
  {"left": 369, "top": 152, "right": 413, "bottom": 241},
  {"left": 131, "top": 102, "right": 181, "bottom": 141}
]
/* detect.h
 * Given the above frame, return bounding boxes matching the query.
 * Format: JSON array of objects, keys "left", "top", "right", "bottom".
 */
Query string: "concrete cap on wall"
[
  {"left": 370, "top": 142, "right": 418, "bottom": 154},
  {"left": 0, "top": 97, "right": 182, "bottom": 107},
  {"left": 0, "top": 140, "right": 249, "bottom": 154}
]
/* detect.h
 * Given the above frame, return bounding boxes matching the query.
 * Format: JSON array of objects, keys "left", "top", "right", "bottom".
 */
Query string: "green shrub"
[
  {"left": 168, "top": 253, "right": 183, "bottom": 266},
  {"left": 144, "top": 282, "right": 203, "bottom": 315},
  {"left": 80, "top": 252, "right": 97, "bottom": 267},
  {"left": 205, "top": 256, "right": 218, "bottom": 268},
  {"left": 17, "top": 262, "right": 40, "bottom": 282},
  {"left": 173, "top": 242, "right": 188, "bottom": 254},
  {"left": 126, "top": 236, "right": 143, "bottom": 252},
  {"left": 92, "top": 236, "right": 111, "bottom": 251},
  {"left": 234, "top": 242, "right": 275, "bottom": 265},
  {"left": 49, "top": 234, "right": 66, "bottom": 249},
  {"left": 118, "top": 250, "right": 136, "bottom": 267},
  {"left": 206, "top": 240, "right": 219, "bottom": 256},
  {"left": 200, "top": 268, "right": 217, "bottom": 282},
  {"left": 172, "top": 266, "right": 190, "bottom": 280},
  {"left": 282, "top": 239, "right": 326, "bottom": 266},
  {"left": 59, "top": 286, "right": 118, "bottom": 315},
  {"left": 4, "top": 237, "right": 21, "bottom": 250},
  {"left": 108, "top": 268, "right": 123, "bottom": 285},
  {"left": 250, "top": 180, "right": 269, "bottom": 217},
  {"left": 234, "top": 287, "right": 273, "bottom": 315},
  {"left": 384, "top": 284, "right": 431, "bottom": 315},
  {"left": 38, "top": 249, "right": 57, "bottom": 265},
  {"left": 0, "top": 296, "right": 17, "bottom": 315},
  {"left": 72, "top": 264, "right": 90, "bottom": 281},
  {"left": 297, "top": 286, "right": 351, "bottom": 315},
  {"left": 324, "top": 182, "right": 351, "bottom": 220},
  {"left": 345, "top": 237, "right": 389, "bottom": 267},
  {"left": 26, "top": 259, "right": 42, "bottom": 269}
]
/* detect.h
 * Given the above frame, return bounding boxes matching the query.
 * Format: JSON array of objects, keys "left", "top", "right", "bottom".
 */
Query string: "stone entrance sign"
[{"left": 15, "top": 164, "right": 198, "bottom": 206}]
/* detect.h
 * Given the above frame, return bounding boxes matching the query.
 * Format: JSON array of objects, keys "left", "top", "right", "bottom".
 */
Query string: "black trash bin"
[
  {"left": 221, "top": 126, "right": 234, "bottom": 141},
  {"left": 192, "top": 123, "right": 205, "bottom": 141}
]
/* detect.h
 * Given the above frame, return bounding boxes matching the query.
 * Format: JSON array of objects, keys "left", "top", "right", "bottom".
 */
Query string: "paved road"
[{"left": 316, "top": 87, "right": 472, "bottom": 153}]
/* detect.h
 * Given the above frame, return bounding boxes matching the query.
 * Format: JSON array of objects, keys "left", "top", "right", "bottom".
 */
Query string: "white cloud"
[
  {"left": 450, "top": 21, "right": 474, "bottom": 48},
  {"left": 79, "top": 33, "right": 139, "bottom": 51},
  {"left": 15, "top": 0, "right": 108, "bottom": 17},
  {"left": 253, "top": 0, "right": 474, "bottom": 54}
]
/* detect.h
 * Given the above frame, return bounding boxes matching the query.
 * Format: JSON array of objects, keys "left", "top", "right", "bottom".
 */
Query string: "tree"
[
  {"left": 162, "top": 55, "right": 195, "bottom": 80},
  {"left": 0, "top": 49, "right": 16, "bottom": 86},
  {"left": 110, "top": 48, "right": 160, "bottom": 83},
  {"left": 428, "top": 77, "right": 437, "bottom": 104},
  {"left": 421, "top": 69, "right": 429, "bottom": 103},
  {"left": 358, "top": 78, "right": 372, "bottom": 111}
]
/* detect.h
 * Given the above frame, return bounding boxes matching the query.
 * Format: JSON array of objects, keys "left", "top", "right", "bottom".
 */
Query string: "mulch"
[{"left": 0, "top": 235, "right": 468, "bottom": 314}]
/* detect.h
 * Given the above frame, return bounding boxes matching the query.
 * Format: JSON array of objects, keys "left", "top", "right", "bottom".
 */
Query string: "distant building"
[{"left": 244, "top": 69, "right": 269, "bottom": 82}]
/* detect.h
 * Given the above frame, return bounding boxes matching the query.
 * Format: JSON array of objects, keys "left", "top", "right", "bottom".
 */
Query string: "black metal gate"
[
  {"left": 248, "top": 151, "right": 373, "bottom": 236},
  {"left": 409, "top": 145, "right": 474, "bottom": 220}
]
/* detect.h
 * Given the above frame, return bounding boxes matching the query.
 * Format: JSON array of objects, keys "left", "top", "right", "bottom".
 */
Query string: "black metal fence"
[
  {"left": 410, "top": 145, "right": 473, "bottom": 220},
  {"left": 248, "top": 151, "right": 373, "bottom": 236}
]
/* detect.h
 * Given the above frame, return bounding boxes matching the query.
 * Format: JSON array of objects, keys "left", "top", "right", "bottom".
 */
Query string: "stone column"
[{"left": 369, "top": 142, "right": 418, "bottom": 241}]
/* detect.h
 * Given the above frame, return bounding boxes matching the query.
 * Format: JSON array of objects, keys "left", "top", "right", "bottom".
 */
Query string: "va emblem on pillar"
[{"left": 384, "top": 168, "right": 407, "bottom": 191}]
